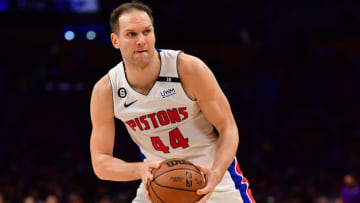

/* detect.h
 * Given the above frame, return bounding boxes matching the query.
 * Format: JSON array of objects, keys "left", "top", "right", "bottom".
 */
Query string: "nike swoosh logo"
[{"left": 124, "top": 100, "right": 137, "bottom": 108}]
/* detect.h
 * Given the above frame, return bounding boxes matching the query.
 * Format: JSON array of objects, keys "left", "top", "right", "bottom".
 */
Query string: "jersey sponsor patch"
[{"left": 160, "top": 88, "right": 176, "bottom": 98}]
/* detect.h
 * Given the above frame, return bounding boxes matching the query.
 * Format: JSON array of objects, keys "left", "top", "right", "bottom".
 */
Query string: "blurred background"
[{"left": 1, "top": 0, "right": 360, "bottom": 202}]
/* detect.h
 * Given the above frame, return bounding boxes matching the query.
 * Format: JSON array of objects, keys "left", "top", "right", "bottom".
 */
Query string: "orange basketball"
[{"left": 147, "top": 158, "right": 206, "bottom": 203}]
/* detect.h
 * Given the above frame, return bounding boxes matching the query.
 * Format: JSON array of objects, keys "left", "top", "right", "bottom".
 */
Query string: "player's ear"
[{"left": 110, "top": 33, "right": 120, "bottom": 49}]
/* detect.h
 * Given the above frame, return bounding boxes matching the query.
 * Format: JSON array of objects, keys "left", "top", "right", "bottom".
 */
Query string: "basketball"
[{"left": 147, "top": 158, "right": 206, "bottom": 203}]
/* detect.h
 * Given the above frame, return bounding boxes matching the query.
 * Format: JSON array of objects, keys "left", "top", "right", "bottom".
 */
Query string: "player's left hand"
[
  {"left": 195, "top": 165, "right": 223, "bottom": 203},
  {"left": 141, "top": 160, "right": 162, "bottom": 201}
]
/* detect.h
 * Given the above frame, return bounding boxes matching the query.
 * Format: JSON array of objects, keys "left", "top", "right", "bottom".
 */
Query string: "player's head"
[
  {"left": 110, "top": 1, "right": 154, "bottom": 34},
  {"left": 110, "top": 1, "right": 156, "bottom": 67}
]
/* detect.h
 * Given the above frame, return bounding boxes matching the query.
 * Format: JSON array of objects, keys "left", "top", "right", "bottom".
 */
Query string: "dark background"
[{"left": 1, "top": 0, "right": 360, "bottom": 202}]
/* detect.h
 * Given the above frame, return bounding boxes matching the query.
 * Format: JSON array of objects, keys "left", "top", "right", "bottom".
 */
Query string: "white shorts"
[{"left": 132, "top": 186, "right": 244, "bottom": 203}]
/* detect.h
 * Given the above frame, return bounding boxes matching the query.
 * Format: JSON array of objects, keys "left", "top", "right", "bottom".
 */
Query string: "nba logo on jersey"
[{"left": 160, "top": 88, "right": 176, "bottom": 98}]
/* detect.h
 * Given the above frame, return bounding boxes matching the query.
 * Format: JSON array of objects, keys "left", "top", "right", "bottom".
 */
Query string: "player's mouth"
[{"left": 135, "top": 50, "right": 147, "bottom": 54}]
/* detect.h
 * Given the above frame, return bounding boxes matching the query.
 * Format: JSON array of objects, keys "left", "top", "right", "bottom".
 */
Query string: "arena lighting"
[
  {"left": 64, "top": 31, "right": 75, "bottom": 41},
  {"left": 0, "top": 0, "right": 9, "bottom": 12},
  {"left": 86, "top": 30, "right": 96, "bottom": 40}
]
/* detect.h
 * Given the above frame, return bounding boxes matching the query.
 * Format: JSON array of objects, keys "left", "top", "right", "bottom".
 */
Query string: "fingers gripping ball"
[{"left": 147, "top": 158, "right": 206, "bottom": 203}]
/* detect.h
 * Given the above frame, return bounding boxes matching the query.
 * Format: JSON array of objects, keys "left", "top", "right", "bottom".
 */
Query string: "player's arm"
[
  {"left": 90, "top": 75, "right": 159, "bottom": 182},
  {"left": 178, "top": 53, "right": 239, "bottom": 202}
]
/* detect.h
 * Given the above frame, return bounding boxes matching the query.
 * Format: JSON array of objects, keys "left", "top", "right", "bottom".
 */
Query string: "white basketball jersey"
[
  {"left": 108, "top": 49, "right": 256, "bottom": 203},
  {"left": 108, "top": 49, "right": 218, "bottom": 168}
]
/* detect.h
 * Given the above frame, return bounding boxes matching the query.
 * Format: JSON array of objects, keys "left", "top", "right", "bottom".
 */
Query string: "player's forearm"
[
  {"left": 212, "top": 125, "right": 239, "bottom": 175},
  {"left": 92, "top": 153, "right": 143, "bottom": 181}
]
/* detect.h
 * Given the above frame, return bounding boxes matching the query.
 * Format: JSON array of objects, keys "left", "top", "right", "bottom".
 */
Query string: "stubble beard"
[{"left": 131, "top": 49, "right": 155, "bottom": 70}]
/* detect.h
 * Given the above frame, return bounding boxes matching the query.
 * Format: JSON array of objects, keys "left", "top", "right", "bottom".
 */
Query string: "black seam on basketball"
[
  {"left": 153, "top": 180, "right": 198, "bottom": 192},
  {"left": 149, "top": 181, "right": 165, "bottom": 203},
  {"left": 153, "top": 167, "right": 158, "bottom": 177},
  {"left": 154, "top": 168, "right": 202, "bottom": 179}
]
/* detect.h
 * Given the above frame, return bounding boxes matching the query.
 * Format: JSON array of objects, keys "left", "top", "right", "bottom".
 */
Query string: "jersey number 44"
[{"left": 150, "top": 128, "right": 189, "bottom": 153}]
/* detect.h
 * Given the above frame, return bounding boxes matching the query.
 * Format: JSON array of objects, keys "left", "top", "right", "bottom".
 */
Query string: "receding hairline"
[
  {"left": 116, "top": 10, "right": 154, "bottom": 33},
  {"left": 117, "top": 8, "right": 153, "bottom": 23},
  {"left": 110, "top": 2, "right": 154, "bottom": 34}
]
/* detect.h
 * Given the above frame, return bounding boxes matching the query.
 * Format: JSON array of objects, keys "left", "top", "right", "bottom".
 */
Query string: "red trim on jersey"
[{"left": 235, "top": 158, "right": 256, "bottom": 203}]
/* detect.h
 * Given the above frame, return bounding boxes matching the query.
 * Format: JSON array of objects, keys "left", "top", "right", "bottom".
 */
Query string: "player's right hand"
[
  {"left": 141, "top": 160, "right": 161, "bottom": 201},
  {"left": 195, "top": 164, "right": 222, "bottom": 203}
]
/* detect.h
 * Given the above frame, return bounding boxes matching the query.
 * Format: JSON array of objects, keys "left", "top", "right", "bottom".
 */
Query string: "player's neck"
[{"left": 124, "top": 52, "right": 161, "bottom": 95}]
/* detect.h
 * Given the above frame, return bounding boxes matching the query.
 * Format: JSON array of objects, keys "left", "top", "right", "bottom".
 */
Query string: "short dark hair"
[{"left": 110, "top": 1, "right": 154, "bottom": 34}]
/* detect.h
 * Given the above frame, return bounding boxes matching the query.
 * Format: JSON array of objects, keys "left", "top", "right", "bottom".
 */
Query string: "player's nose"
[{"left": 136, "top": 34, "right": 146, "bottom": 46}]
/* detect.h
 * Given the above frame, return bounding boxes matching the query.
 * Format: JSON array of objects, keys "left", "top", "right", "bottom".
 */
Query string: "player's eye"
[
  {"left": 143, "top": 29, "right": 151, "bottom": 35},
  {"left": 127, "top": 32, "right": 136, "bottom": 37}
]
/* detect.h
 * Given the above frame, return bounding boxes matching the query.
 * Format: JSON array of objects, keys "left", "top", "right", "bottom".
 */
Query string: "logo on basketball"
[
  {"left": 194, "top": 177, "right": 203, "bottom": 186},
  {"left": 165, "top": 159, "right": 195, "bottom": 167},
  {"left": 186, "top": 172, "right": 192, "bottom": 187},
  {"left": 170, "top": 176, "right": 184, "bottom": 182}
]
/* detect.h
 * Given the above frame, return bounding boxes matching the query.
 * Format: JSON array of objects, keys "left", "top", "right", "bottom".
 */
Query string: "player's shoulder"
[
  {"left": 177, "top": 52, "right": 212, "bottom": 100},
  {"left": 92, "top": 74, "right": 112, "bottom": 96},
  {"left": 178, "top": 52, "right": 204, "bottom": 67},
  {"left": 177, "top": 52, "right": 207, "bottom": 76}
]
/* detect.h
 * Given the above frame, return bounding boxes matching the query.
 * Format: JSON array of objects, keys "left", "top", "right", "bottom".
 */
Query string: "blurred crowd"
[{"left": 1, "top": 0, "right": 360, "bottom": 202}]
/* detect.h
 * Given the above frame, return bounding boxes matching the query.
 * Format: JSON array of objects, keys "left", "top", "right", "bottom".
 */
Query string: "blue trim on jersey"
[
  {"left": 138, "top": 148, "right": 146, "bottom": 161},
  {"left": 228, "top": 159, "right": 253, "bottom": 203}
]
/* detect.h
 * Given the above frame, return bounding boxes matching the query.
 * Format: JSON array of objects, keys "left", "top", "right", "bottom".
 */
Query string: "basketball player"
[{"left": 90, "top": 2, "right": 255, "bottom": 203}]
